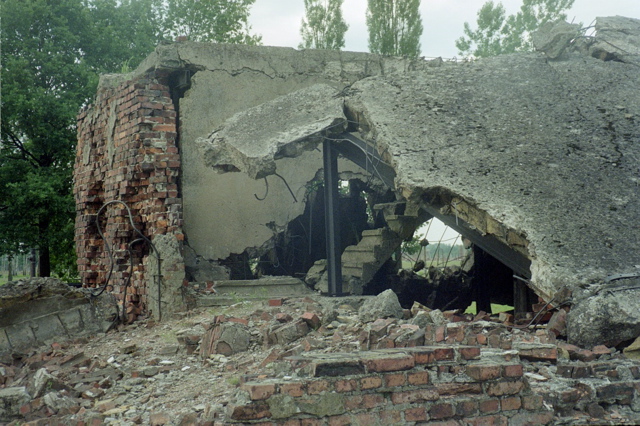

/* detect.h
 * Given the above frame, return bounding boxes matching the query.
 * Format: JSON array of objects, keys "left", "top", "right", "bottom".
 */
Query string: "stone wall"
[{"left": 74, "top": 70, "right": 185, "bottom": 319}]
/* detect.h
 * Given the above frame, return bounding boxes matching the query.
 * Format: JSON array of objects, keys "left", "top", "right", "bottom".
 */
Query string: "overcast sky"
[{"left": 249, "top": 0, "right": 638, "bottom": 58}]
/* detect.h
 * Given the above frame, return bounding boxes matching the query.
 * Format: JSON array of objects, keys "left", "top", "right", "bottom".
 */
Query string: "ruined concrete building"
[{"left": 74, "top": 17, "right": 640, "bottom": 348}]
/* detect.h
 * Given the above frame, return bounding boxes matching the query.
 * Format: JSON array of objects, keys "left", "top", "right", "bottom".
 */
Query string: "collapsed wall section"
[{"left": 74, "top": 71, "right": 185, "bottom": 320}]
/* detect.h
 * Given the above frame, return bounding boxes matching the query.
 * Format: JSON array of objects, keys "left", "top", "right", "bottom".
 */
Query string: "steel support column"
[{"left": 323, "top": 139, "right": 343, "bottom": 296}]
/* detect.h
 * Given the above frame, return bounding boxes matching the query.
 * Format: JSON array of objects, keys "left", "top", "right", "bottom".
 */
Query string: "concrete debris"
[
  {"left": 0, "top": 278, "right": 117, "bottom": 357},
  {"left": 4, "top": 296, "right": 640, "bottom": 424},
  {"left": 532, "top": 20, "right": 581, "bottom": 59},
  {"left": 73, "top": 15, "right": 640, "bottom": 366},
  {"left": 200, "top": 320, "right": 251, "bottom": 357},
  {"left": 358, "top": 289, "right": 404, "bottom": 323},
  {"left": 0, "top": 387, "right": 30, "bottom": 422},
  {"left": 28, "top": 368, "right": 69, "bottom": 399},
  {"left": 303, "top": 260, "right": 326, "bottom": 289},
  {"left": 198, "top": 84, "right": 346, "bottom": 179},
  {"left": 568, "top": 278, "right": 640, "bottom": 347},
  {"left": 590, "top": 16, "right": 640, "bottom": 64},
  {"left": 183, "top": 245, "right": 230, "bottom": 282}
]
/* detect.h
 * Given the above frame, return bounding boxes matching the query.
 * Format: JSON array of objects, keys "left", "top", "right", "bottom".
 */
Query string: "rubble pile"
[{"left": 2, "top": 290, "right": 640, "bottom": 425}]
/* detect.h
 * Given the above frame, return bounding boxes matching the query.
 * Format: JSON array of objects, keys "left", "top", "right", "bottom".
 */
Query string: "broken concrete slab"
[
  {"left": 532, "top": 20, "right": 581, "bottom": 59},
  {"left": 343, "top": 39, "right": 640, "bottom": 346},
  {"left": 170, "top": 42, "right": 435, "bottom": 263},
  {"left": 358, "top": 289, "right": 404, "bottom": 323},
  {"left": 198, "top": 84, "right": 346, "bottom": 179},
  {"left": 0, "top": 278, "right": 118, "bottom": 355},
  {"left": 589, "top": 16, "right": 640, "bottom": 64}
]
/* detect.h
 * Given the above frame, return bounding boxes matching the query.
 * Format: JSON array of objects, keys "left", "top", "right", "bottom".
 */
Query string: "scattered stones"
[
  {"left": 0, "top": 387, "right": 30, "bottom": 421},
  {"left": 358, "top": 289, "right": 404, "bottom": 323},
  {"left": 200, "top": 321, "right": 251, "bottom": 357},
  {"left": 4, "top": 294, "right": 640, "bottom": 424}
]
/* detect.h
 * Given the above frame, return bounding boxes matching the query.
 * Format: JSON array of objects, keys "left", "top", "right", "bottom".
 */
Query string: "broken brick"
[
  {"left": 485, "top": 380, "right": 525, "bottom": 397},
  {"left": 243, "top": 383, "right": 276, "bottom": 400},
  {"left": 429, "top": 402, "right": 455, "bottom": 419},
  {"left": 301, "top": 312, "right": 321, "bottom": 329},
  {"left": 466, "top": 364, "right": 502, "bottom": 381}
]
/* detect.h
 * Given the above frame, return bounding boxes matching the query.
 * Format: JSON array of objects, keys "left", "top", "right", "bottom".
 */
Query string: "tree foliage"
[
  {"left": 366, "top": 0, "right": 423, "bottom": 57},
  {"left": 0, "top": 0, "right": 262, "bottom": 277},
  {"left": 0, "top": 0, "right": 96, "bottom": 277},
  {"left": 456, "top": 0, "right": 575, "bottom": 57},
  {"left": 163, "top": 0, "right": 261, "bottom": 44},
  {"left": 299, "top": 0, "right": 348, "bottom": 50}
]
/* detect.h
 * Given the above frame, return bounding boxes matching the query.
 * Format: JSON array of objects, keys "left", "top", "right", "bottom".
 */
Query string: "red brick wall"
[
  {"left": 74, "top": 71, "right": 184, "bottom": 319},
  {"left": 229, "top": 346, "right": 554, "bottom": 424}
]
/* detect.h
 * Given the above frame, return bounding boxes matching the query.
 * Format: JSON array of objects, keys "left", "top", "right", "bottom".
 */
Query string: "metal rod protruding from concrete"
[{"left": 323, "top": 139, "right": 343, "bottom": 296}]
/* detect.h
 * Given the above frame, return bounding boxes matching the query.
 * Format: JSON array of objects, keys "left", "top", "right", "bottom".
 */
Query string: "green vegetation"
[
  {"left": 456, "top": 0, "right": 575, "bottom": 57},
  {"left": 464, "top": 301, "right": 514, "bottom": 315},
  {"left": 163, "top": 0, "right": 261, "bottom": 44},
  {"left": 300, "top": 0, "right": 348, "bottom": 50},
  {"left": 0, "top": 274, "right": 29, "bottom": 286},
  {"left": 226, "top": 376, "right": 241, "bottom": 386},
  {"left": 366, "top": 0, "right": 423, "bottom": 57}
]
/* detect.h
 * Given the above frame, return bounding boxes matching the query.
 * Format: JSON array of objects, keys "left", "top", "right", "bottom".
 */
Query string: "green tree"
[
  {"left": 163, "top": 0, "right": 261, "bottom": 44},
  {"left": 85, "top": 0, "right": 167, "bottom": 72},
  {"left": 366, "top": 0, "right": 423, "bottom": 57},
  {"left": 299, "top": 0, "right": 348, "bottom": 50},
  {"left": 0, "top": 0, "right": 98, "bottom": 277},
  {"left": 456, "top": 0, "right": 575, "bottom": 57}
]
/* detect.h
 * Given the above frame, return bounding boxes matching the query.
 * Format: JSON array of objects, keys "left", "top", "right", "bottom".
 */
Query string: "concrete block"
[
  {"left": 4, "top": 323, "right": 37, "bottom": 352},
  {"left": 0, "top": 387, "right": 31, "bottom": 422},
  {"left": 31, "top": 313, "right": 69, "bottom": 344}
]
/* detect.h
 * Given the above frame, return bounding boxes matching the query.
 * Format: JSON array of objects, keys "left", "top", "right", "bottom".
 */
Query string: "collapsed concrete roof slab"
[
  {"left": 344, "top": 47, "right": 639, "bottom": 345},
  {"left": 591, "top": 16, "right": 640, "bottom": 65},
  {"left": 197, "top": 84, "right": 346, "bottom": 179},
  {"left": 99, "top": 40, "right": 438, "bottom": 91},
  {"left": 76, "top": 18, "right": 639, "bottom": 347}
]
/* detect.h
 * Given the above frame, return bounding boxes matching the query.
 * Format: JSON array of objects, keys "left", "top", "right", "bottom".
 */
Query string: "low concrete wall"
[{"left": 0, "top": 278, "right": 117, "bottom": 356}]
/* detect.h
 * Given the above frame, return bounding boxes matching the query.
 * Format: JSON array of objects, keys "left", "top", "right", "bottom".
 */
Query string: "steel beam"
[
  {"left": 421, "top": 204, "right": 532, "bottom": 278},
  {"left": 323, "top": 139, "right": 343, "bottom": 296}
]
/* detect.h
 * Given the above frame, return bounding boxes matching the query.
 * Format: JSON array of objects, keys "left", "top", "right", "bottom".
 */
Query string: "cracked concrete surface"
[
  {"left": 161, "top": 42, "right": 436, "bottom": 262},
  {"left": 346, "top": 50, "right": 640, "bottom": 300},
  {"left": 198, "top": 84, "right": 346, "bottom": 179},
  {"left": 87, "top": 16, "right": 640, "bottom": 346}
]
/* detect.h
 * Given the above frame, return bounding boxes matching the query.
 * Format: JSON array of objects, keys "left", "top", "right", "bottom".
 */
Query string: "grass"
[
  {"left": 402, "top": 259, "right": 463, "bottom": 270},
  {"left": 464, "top": 301, "right": 514, "bottom": 315},
  {"left": 0, "top": 273, "right": 29, "bottom": 286}
]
